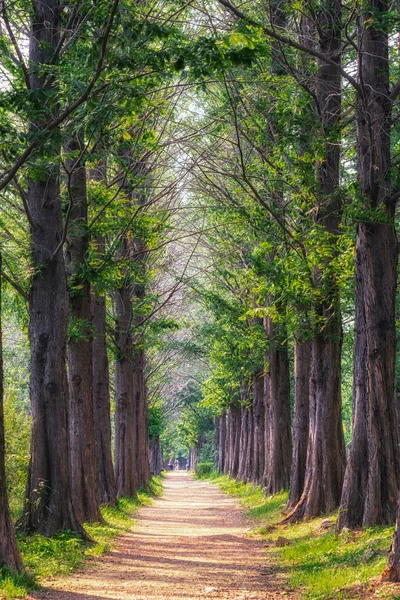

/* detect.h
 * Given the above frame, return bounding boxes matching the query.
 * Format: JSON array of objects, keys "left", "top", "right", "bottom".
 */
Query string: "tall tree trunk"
[
  {"left": 252, "top": 373, "right": 265, "bottom": 485},
  {"left": 189, "top": 447, "right": 198, "bottom": 471},
  {"left": 287, "top": 339, "right": 311, "bottom": 508},
  {"left": 0, "top": 264, "right": 23, "bottom": 570},
  {"left": 218, "top": 414, "right": 226, "bottom": 473},
  {"left": 114, "top": 264, "right": 137, "bottom": 498},
  {"left": 65, "top": 136, "right": 101, "bottom": 523},
  {"left": 91, "top": 264, "right": 116, "bottom": 506},
  {"left": 263, "top": 318, "right": 292, "bottom": 494},
  {"left": 262, "top": 367, "right": 270, "bottom": 487},
  {"left": 90, "top": 162, "right": 116, "bottom": 507},
  {"left": 149, "top": 437, "right": 163, "bottom": 475},
  {"left": 224, "top": 410, "right": 230, "bottom": 474},
  {"left": 244, "top": 406, "right": 254, "bottom": 481},
  {"left": 21, "top": 0, "right": 84, "bottom": 536},
  {"left": 284, "top": 0, "right": 345, "bottom": 520},
  {"left": 214, "top": 417, "right": 220, "bottom": 469},
  {"left": 232, "top": 407, "right": 241, "bottom": 478},
  {"left": 340, "top": 0, "right": 400, "bottom": 530},
  {"left": 133, "top": 348, "right": 150, "bottom": 489},
  {"left": 237, "top": 405, "right": 248, "bottom": 481}
]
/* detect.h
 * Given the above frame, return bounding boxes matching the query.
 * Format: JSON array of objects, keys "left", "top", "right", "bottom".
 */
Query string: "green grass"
[
  {"left": 206, "top": 473, "right": 396, "bottom": 600},
  {"left": 0, "top": 475, "right": 163, "bottom": 600}
]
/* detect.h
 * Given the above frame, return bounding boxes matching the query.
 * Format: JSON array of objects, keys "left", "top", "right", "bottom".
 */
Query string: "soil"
[{"left": 30, "top": 472, "right": 297, "bottom": 600}]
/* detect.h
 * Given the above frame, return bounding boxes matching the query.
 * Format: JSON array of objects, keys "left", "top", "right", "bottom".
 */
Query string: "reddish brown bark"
[
  {"left": 227, "top": 405, "right": 241, "bottom": 478},
  {"left": 133, "top": 348, "right": 150, "bottom": 490},
  {"left": 263, "top": 318, "right": 291, "bottom": 495},
  {"left": 65, "top": 135, "right": 101, "bottom": 523},
  {"left": 340, "top": 0, "right": 400, "bottom": 531},
  {"left": 149, "top": 437, "right": 164, "bottom": 475},
  {"left": 89, "top": 162, "right": 116, "bottom": 507},
  {"left": 251, "top": 373, "right": 265, "bottom": 485},
  {"left": 91, "top": 277, "right": 117, "bottom": 506},
  {"left": 114, "top": 271, "right": 138, "bottom": 498},
  {"left": 218, "top": 414, "right": 226, "bottom": 473},
  {"left": 22, "top": 0, "right": 84, "bottom": 536},
  {"left": 244, "top": 406, "right": 254, "bottom": 482},
  {"left": 287, "top": 339, "right": 311, "bottom": 508},
  {"left": 283, "top": 0, "right": 345, "bottom": 521},
  {"left": 237, "top": 405, "right": 249, "bottom": 481}
]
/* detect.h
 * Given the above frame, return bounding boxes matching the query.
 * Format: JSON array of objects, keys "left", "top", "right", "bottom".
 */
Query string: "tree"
[
  {"left": 21, "top": 0, "right": 84, "bottom": 536},
  {"left": 339, "top": 0, "right": 400, "bottom": 530},
  {"left": 65, "top": 135, "right": 101, "bottom": 523}
]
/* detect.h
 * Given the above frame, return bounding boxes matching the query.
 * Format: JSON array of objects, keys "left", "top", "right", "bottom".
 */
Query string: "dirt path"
[{"left": 31, "top": 472, "right": 296, "bottom": 600}]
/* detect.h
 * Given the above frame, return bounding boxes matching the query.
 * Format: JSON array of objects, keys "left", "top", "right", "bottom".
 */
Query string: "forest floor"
[{"left": 27, "top": 471, "right": 297, "bottom": 600}]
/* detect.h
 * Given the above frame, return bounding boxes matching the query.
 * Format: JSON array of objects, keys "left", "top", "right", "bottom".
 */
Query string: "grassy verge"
[
  {"left": 0, "top": 475, "right": 163, "bottom": 600},
  {"left": 201, "top": 472, "right": 397, "bottom": 600}
]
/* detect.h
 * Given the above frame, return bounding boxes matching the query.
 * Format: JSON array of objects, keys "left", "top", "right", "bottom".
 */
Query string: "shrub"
[{"left": 195, "top": 461, "right": 215, "bottom": 478}]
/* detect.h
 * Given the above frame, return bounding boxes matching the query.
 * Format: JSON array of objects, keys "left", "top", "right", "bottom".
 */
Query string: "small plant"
[
  {"left": 195, "top": 461, "right": 216, "bottom": 478},
  {"left": 0, "top": 568, "right": 35, "bottom": 599}
]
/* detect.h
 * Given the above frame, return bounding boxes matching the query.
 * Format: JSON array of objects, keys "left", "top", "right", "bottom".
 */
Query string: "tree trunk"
[
  {"left": 224, "top": 411, "right": 230, "bottom": 474},
  {"left": 252, "top": 373, "right": 265, "bottom": 485},
  {"left": 228, "top": 405, "right": 241, "bottom": 478},
  {"left": 133, "top": 349, "right": 150, "bottom": 489},
  {"left": 0, "top": 263, "right": 23, "bottom": 570},
  {"left": 284, "top": 0, "right": 345, "bottom": 521},
  {"left": 218, "top": 414, "right": 226, "bottom": 473},
  {"left": 263, "top": 318, "right": 291, "bottom": 494},
  {"left": 114, "top": 270, "right": 137, "bottom": 498},
  {"left": 90, "top": 162, "right": 117, "bottom": 507},
  {"left": 65, "top": 136, "right": 101, "bottom": 523},
  {"left": 21, "top": 0, "right": 84, "bottom": 536},
  {"left": 285, "top": 317, "right": 345, "bottom": 520},
  {"left": 149, "top": 437, "right": 163, "bottom": 475},
  {"left": 340, "top": 0, "right": 400, "bottom": 530},
  {"left": 244, "top": 406, "right": 254, "bottom": 482},
  {"left": 214, "top": 417, "right": 220, "bottom": 469},
  {"left": 237, "top": 405, "right": 248, "bottom": 481},
  {"left": 262, "top": 367, "right": 270, "bottom": 488},
  {"left": 287, "top": 339, "right": 311, "bottom": 508},
  {"left": 189, "top": 447, "right": 198, "bottom": 471},
  {"left": 91, "top": 271, "right": 116, "bottom": 506}
]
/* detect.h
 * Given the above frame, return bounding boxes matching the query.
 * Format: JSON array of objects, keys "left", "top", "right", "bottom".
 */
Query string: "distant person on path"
[
  {"left": 168, "top": 458, "right": 174, "bottom": 471},
  {"left": 174, "top": 459, "right": 180, "bottom": 471}
]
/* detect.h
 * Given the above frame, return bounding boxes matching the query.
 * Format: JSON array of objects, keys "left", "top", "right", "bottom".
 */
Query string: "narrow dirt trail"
[{"left": 31, "top": 472, "right": 296, "bottom": 600}]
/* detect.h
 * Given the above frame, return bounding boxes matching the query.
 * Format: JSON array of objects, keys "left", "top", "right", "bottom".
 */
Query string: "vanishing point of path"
[{"left": 31, "top": 472, "right": 296, "bottom": 600}]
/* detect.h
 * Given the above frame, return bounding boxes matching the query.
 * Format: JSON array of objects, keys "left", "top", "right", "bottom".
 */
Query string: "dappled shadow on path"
[{"left": 30, "top": 473, "right": 296, "bottom": 600}]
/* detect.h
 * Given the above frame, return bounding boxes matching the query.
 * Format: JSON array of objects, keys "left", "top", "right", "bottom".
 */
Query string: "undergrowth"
[
  {"left": 0, "top": 475, "right": 163, "bottom": 600},
  {"left": 203, "top": 472, "right": 396, "bottom": 600}
]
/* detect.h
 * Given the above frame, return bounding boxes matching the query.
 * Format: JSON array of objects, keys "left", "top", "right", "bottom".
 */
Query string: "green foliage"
[
  {"left": 148, "top": 400, "right": 165, "bottom": 441},
  {"left": 0, "top": 570, "right": 35, "bottom": 599},
  {"left": 195, "top": 461, "right": 215, "bottom": 478},
  {"left": 4, "top": 391, "right": 30, "bottom": 520},
  {"left": 197, "top": 435, "right": 215, "bottom": 463}
]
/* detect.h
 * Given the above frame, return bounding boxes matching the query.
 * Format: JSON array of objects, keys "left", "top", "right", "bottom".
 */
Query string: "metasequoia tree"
[
  {"left": 132, "top": 229, "right": 150, "bottom": 490},
  {"left": 89, "top": 160, "right": 117, "bottom": 506},
  {"left": 65, "top": 135, "right": 101, "bottom": 523},
  {"left": 285, "top": 0, "right": 346, "bottom": 520},
  {"left": 288, "top": 337, "right": 311, "bottom": 508},
  {"left": 215, "top": 0, "right": 400, "bottom": 527},
  {"left": 339, "top": 0, "right": 400, "bottom": 530},
  {"left": 22, "top": 0, "right": 84, "bottom": 535},
  {"left": 114, "top": 229, "right": 138, "bottom": 498}
]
